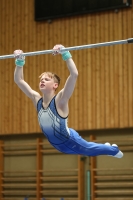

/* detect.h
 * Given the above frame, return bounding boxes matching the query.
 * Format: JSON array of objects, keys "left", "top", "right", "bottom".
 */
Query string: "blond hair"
[{"left": 39, "top": 72, "right": 60, "bottom": 86}]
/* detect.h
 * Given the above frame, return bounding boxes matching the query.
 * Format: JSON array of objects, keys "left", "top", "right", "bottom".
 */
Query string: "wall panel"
[{"left": 0, "top": 0, "right": 133, "bottom": 134}]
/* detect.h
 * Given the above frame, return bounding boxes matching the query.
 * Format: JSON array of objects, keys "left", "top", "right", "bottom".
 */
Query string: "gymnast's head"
[{"left": 39, "top": 72, "right": 60, "bottom": 92}]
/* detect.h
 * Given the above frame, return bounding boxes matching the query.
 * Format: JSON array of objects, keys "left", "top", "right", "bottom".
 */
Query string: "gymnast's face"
[{"left": 39, "top": 74, "right": 58, "bottom": 92}]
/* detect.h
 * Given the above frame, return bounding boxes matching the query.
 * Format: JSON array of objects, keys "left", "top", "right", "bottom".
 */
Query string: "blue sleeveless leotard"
[{"left": 37, "top": 96, "right": 119, "bottom": 156}]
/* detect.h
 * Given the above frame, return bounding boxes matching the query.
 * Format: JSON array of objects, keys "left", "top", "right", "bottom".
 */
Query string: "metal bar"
[{"left": 0, "top": 38, "right": 133, "bottom": 60}]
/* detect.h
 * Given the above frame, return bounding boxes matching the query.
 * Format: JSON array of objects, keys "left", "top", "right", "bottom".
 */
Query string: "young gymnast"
[{"left": 14, "top": 45, "right": 123, "bottom": 158}]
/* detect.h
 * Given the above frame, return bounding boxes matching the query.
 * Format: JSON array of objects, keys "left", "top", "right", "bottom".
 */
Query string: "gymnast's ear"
[{"left": 53, "top": 82, "right": 58, "bottom": 91}]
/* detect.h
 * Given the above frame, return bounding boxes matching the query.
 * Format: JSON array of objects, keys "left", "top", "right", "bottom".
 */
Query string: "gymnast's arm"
[
  {"left": 14, "top": 50, "right": 41, "bottom": 101},
  {"left": 14, "top": 67, "right": 40, "bottom": 100},
  {"left": 53, "top": 45, "right": 78, "bottom": 104},
  {"left": 60, "top": 58, "right": 78, "bottom": 102}
]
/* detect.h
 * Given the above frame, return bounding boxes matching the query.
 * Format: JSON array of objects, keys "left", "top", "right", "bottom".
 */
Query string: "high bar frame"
[{"left": 0, "top": 38, "right": 133, "bottom": 60}]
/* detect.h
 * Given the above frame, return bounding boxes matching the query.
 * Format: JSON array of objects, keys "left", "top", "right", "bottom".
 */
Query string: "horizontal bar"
[
  {"left": 0, "top": 38, "right": 133, "bottom": 60},
  {"left": 93, "top": 168, "right": 133, "bottom": 171}
]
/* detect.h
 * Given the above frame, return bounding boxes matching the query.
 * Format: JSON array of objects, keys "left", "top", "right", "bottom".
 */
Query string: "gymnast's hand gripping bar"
[{"left": 0, "top": 38, "right": 133, "bottom": 60}]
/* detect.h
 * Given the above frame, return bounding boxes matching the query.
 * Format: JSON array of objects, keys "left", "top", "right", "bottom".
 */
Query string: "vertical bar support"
[
  {"left": 37, "top": 138, "right": 43, "bottom": 200},
  {"left": 78, "top": 155, "right": 85, "bottom": 200},
  {"left": 0, "top": 141, "right": 4, "bottom": 200},
  {"left": 90, "top": 135, "right": 96, "bottom": 200}
]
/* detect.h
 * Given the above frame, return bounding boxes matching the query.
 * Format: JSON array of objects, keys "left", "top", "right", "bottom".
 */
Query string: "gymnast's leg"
[{"left": 65, "top": 129, "right": 123, "bottom": 158}]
